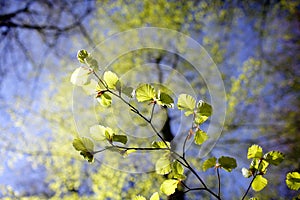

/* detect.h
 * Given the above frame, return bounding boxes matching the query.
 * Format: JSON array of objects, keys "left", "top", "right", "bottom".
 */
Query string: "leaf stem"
[{"left": 217, "top": 167, "right": 221, "bottom": 198}]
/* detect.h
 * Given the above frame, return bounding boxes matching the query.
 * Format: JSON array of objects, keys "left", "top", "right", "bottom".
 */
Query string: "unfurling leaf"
[
  {"left": 286, "top": 172, "right": 300, "bottom": 190},
  {"left": 202, "top": 157, "right": 217, "bottom": 171},
  {"left": 103, "top": 71, "right": 119, "bottom": 89},
  {"left": 77, "top": 49, "right": 89, "bottom": 63},
  {"left": 152, "top": 141, "right": 170, "bottom": 149},
  {"left": 194, "top": 100, "right": 212, "bottom": 124},
  {"left": 157, "top": 92, "right": 174, "bottom": 108},
  {"left": 160, "top": 179, "right": 179, "bottom": 195},
  {"left": 72, "top": 137, "right": 94, "bottom": 162},
  {"left": 242, "top": 168, "right": 252, "bottom": 178},
  {"left": 97, "top": 92, "right": 112, "bottom": 107},
  {"left": 135, "top": 84, "right": 156, "bottom": 102},
  {"left": 194, "top": 129, "right": 208, "bottom": 145},
  {"left": 263, "top": 151, "right": 285, "bottom": 166},
  {"left": 70, "top": 67, "right": 91, "bottom": 86},
  {"left": 247, "top": 144, "right": 263, "bottom": 159},
  {"left": 252, "top": 175, "right": 268, "bottom": 191},
  {"left": 156, "top": 156, "right": 172, "bottom": 175},
  {"left": 149, "top": 192, "right": 160, "bottom": 200},
  {"left": 177, "top": 94, "right": 196, "bottom": 116},
  {"left": 218, "top": 156, "right": 237, "bottom": 172}
]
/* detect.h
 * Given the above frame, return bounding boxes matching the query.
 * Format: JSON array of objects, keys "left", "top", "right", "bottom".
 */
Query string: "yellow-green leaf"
[
  {"left": 135, "top": 84, "right": 156, "bottom": 102},
  {"left": 152, "top": 141, "right": 170, "bottom": 149},
  {"left": 203, "top": 157, "right": 217, "bottom": 171},
  {"left": 160, "top": 179, "right": 179, "bottom": 196},
  {"left": 218, "top": 156, "right": 237, "bottom": 172},
  {"left": 252, "top": 175, "right": 268, "bottom": 191},
  {"left": 77, "top": 49, "right": 89, "bottom": 63},
  {"left": 247, "top": 144, "right": 263, "bottom": 159},
  {"left": 286, "top": 172, "right": 300, "bottom": 190},
  {"left": 177, "top": 94, "right": 196, "bottom": 116},
  {"left": 194, "top": 129, "right": 208, "bottom": 145},
  {"left": 103, "top": 71, "right": 119, "bottom": 89},
  {"left": 132, "top": 195, "right": 146, "bottom": 200},
  {"left": 194, "top": 100, "right": 212, "bottom": 124},
  {"left": 97, "top": 93, "right": 112, "bottom": 107},
  {"left": 263, "top": 151, "right": 285, "bottom": 166},
  {"left": 156, "top": 156, "right": 172, "bottom": 175},
  {"left": 157, "top": 92, "right": 174, "bottom": 108},
  {"left": 150, "top": 192, "right": 160, "bottom": 200}
]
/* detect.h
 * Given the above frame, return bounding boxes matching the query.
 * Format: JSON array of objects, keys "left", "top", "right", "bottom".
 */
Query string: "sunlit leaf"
[
  {"left": 194, "top": 100, "right": 212, "bottom": 124},
  {"left": 286, "top": 172, "right": 300, "bottom": 190},
  {"left": 133, "top": 195, "right": 146, "bottom": 200},
  {"left": 156, "top": 156, "right": 172, "bottom": 175},
  {"left": 202, "top": 157, "right": 217, "bottom": 171},
  {"left": 135, "top": 84, "right": 156, "bottom": 102},
  {"left": 112, "top": 134, "right": 128, "bottom": 145},
  {"left": 172, "top": 160, "right": 184, "bottom": 175},
  {"left": 263, "top": 151, "right": 285, "bottom": 166},
  {"left": 242, "top": 168, "right": 252, "bottom": 178},
  {"left": 97, "top": 93, "right": 112, "bottom": 107},
  {"left": 218, "top": 156, "right": 237, "bottom": 172},
  {"left": 89, "top": 125, "right": 107, "bottom": 141},
  {"left": 177, "top": 94, "right": 196, "bottom": 116},
  {"left": 103, "top": 71, "right": 119, "bottom": 89},
  {"left": 160, "top": 179, "right": 179, "bottom": 195},
  {"left": 252, "top": 175, "right": 268, "bottom": 191},
  {"left": 72, "top": 137, "right": 94, "bottom": 162},
  {"left": 150, "top": 192, "right": 160, "bottom": 200},
  {"left": 157, "top": 92, "right": 174, "bottom": 108},
  {"left": 70, "top": 67, "right": 91, "bottom": 86},
  {"left": 152, "top": 141, "right": 170, "bottom": 148},
  {"left": 247, "top": 144, "right": 263, "bottom": 159},
  {"left": 194, "top": 129, "right": 208, "bottom": 145},
  {"left": 250, "top": 158, "right": 269, "bottom": 174},
  {"left": 77, "top": 49, "right": 89, "bottom": 63}
]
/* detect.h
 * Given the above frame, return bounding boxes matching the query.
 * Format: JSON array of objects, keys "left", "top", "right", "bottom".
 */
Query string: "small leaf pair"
[{"left": 202, "top": 156, "right": 237, "bottom": 172}]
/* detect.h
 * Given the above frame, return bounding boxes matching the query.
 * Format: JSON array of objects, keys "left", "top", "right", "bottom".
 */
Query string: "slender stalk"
[
  {"left": 149, "top": 102, "right": 156, "bottom": 122},
  {"left": 217, "top": 167, "right": 221, "bottom": 198}
]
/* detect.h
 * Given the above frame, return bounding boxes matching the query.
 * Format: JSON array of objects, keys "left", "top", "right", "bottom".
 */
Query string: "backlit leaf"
[
  {"left": 194, "top": 129, "right": 208, "bottom": 145},
  {"left": 194, "top": 100, "right": 212, "bottom": 124},
  {"left": 112, "top": 134, "right": 128, "bottom": 145},
  {"left": 77, "top": 49, "right": 89, "bottom": 63},
  {"left": 135, "top": 84, "right": 156, "bottom": 102},
  {"left": 157, "top": 92, "right": 174, "bottom": 108},
  {"left": 97, "top": 93, "right": 112, "bottom": 107},
  {"left": 250, "top": 158, "right": 269, "bottom": 174},
  {"left": 203, "top": 157, "right": 217, "bottom": 171},
  {"left": 286, "top": 172, "right": 300, "bottom": 190},
  {"left": 252, "top": 175, "right": 268, "bottom": 191},
  {"left": 247, "top": 144, "right": 263, "bottom": 159},
  {"left": 218, "top": 156, "right": 237, "bottom": 172},
  {"left": 133, "top": 195, "right": 146, "bottom": 200},
  {"left": 103, "top": 71, "right": 119, "bottom": 89},
  {"left": 156, "top": 156, "right": 172, "bottom": 175},
  {"left": 150, "top": 192, "right": 160, "bottom": 200},
  {"left": 160, "top": 179, "right": 179, "bottom": 195},
  {"left": 70, "top": 67, "right": 91, "bottom": 86},
  {"left": 72, "top": 137, "right": 94, "bottom": 162},
  {"left": 89, "top": 125, "right": 106, "bottom": 141},
  {"left": 263, "top": 151, "right": 285, "bottom": 166},
  {"left": 177, "top": 94, "right": 196, "bottom": 116},
  {"left": 172, "top": 160, "right": 184, "bottom": 175}
]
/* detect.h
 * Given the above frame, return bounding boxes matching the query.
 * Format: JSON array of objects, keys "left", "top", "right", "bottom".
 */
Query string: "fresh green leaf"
[
  {"left": 89, "top": 125, "right": 107, "bottom": 141},
  {"left": 152, "top": 141, "right": 170, "bottom": 149},
  {"left": 133, "top": 195, "right": 146, "bottom": 200},
  {"left": 177, "top": 94, "right": 196, "bottom": 116},
  {"left": 247, "top": 144, "right": 263, "bottom": 159},
  {"left": 194, "top": 129, "right": 208, "bottom": 145},
  {"left": 103, "top": 71, "right": 119, "bottom": 89},
  {"left": 70, "top": 67, "right": 91, "bottom": 86},
  {"left": 103, "top": 127, "right": 115, "bottom": 141},
  {"left": 194, "top": 100, "right": 212, "bottom": 124},
  {"left": 252, "top": 175, "right": 268, "bottom": 191},
  {"left": 97, "top": 92, "right": 112, "bottom": 107},
  {"left": 250, "top": 158, "right": 269, "bottom": 174},
  {"left": 150, "top": 192, "right": 160, "bottom": 200},
  {"left": 72, "top": 137, "right": 94, "bottom": 162},
  {"left": 160, "top": 179, "right": 179, "bottom": 195},
  {"left": 156, "top": 156, "right": 172, "bottom": 175},
  {"left": 172, "top": 160, "right": 184, "bottom": 175},
  {"left": 112, "top": 134, "right": 128, "bottom": 145},
  {"left": 77, "top": 49, "right": 89, "bottom": 63},
  {"left": 157, "top": 92, "right": 174, "bottom": 108},
  {"left": 286, "top": 172, "right": 300, "bottom": 190},
  {"left": 242, "top": 168, "right": 252, "bottom": 178},
  {"left": 263, "top": 151, "right": 285, "bottom": 166},
  {"left": 249, "top": 198, "right": 259, "bottom": 200},
  {"left": 135, "top": 84, "right": 156, "bottom": 102},
  {"left": 202, "top": 157, "right": 217, "bottom": 171},
  {"left": 218, "top": 156, "right": 237, "bottom": 172}
]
